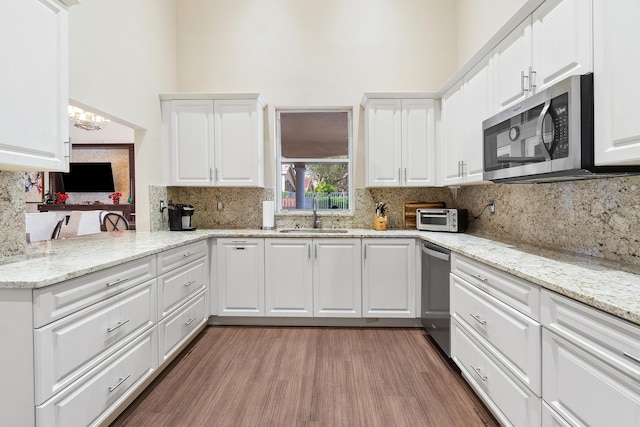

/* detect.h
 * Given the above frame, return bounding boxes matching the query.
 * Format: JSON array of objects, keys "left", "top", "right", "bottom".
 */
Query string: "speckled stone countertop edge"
[{"left": 1, "top": 228, "right": 639, "bottom": 326}]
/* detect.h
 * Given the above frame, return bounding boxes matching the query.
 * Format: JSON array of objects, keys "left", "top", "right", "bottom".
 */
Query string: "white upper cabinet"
[
  {"left": 593, "top": 0, "right": 640, "bottom": 165},
  {"left": 493, "top": 0, "right": 592, "bottom": 112},
  {"left": 364, "top": 96, "right": 435, "bottom": 187},
  {"left": 214, "top": 99, "right": 264, "bottom": 186},
  {"left": 169, "top": 100, "right": 215, "bottom": 186},
  {"left": 440, "top": 84, "right": 464, "bottom": 186},
  {"left": 440, "top": 58, "right": 491, "bottom": 186},
  {"left": 0, "top": 0, "right": 69, "bottom": 172},
  {"left": 161, "top": 94, "right": 265, "bottom": 187},
  {"left": 531, "top": 0, "right": 592, "bottom": 92}
]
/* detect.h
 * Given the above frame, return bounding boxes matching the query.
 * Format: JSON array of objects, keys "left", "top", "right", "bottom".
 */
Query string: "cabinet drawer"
[
  {"left": 451, "top": 253, "right": 539, "bottom": 320},
  {"left": 35, "top": 280, "right": 157, "bottom": 404},
  {"left": 541, "top": 401, "right": 572, "bottom": 427},
  {"left": 452, "top": 275, "right": 541, "bottom": 394},
  {"left": 157, "top": 240, "right": 207, "bottom": 275},
  {"left": 542, "top": 329, "right": 640, "bottom": 427},
  {"left": 158, "top": 258, "right": 206, "bottom": 318},
  {"left": 34, "top": 255, "right": 156, "bottom": 327},
  {"left": 541, "top": 289, "right": 640, "bottom": 381},
  {"left": 452, "top": 318, "right": 541, "bottom": 427},
  {"left": 158, "top": 291, "right": 207, "bottom": 363},
  {"left": 36, "top": 327, "right": 157, "bottom": 427}
]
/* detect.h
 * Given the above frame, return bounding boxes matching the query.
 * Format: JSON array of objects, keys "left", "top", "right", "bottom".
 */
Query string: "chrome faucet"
[{"left": 312, "top": 194, "right": 321, "bottom": 228}]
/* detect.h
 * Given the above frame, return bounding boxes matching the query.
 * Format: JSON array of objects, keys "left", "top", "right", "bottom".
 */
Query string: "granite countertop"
[{"left": 1, "top": 228, "right": 639, "bottom": 326}]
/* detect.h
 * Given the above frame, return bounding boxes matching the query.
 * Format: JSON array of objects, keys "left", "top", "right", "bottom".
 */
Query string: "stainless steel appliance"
[
  {"left": 416, "top": 208, "right": 468, "bottom": 233},
  {"left": 421, "top": 241, "right": 451, "bottom": 357},
  {"left": 483, "top": 73, "right": 640, "bottom": 183},
  {"left": 168, "top": 204, "right": 195, "bottom": 231}
]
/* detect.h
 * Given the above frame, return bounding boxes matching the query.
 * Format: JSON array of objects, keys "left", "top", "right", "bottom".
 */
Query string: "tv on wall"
[{"left": 61, "top": 162, "right": 116, "bottom": 192}]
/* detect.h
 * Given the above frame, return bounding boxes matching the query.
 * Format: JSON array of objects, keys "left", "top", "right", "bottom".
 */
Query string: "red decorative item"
[
  {"left": 109, "top": 192, "right": 123, "bottom": 205},
  {"left": 55, "top": 192, "right": 69, "bottom": 205}
]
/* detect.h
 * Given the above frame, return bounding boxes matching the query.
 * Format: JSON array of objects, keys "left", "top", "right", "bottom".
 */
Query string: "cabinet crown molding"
[{"left": 159, "top": 93, "right": 266, "bottom": 106}]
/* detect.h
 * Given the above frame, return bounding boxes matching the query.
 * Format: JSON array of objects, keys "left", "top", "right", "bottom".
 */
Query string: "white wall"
[
  {"left": 175, "top": 0, "right": 458, "bottom": 187},
  {"left": 455, "top": 0, "right": 528, "bottom": 67},
  {"left": 68, "top": 0, "right": 177, "bottom": 231}
]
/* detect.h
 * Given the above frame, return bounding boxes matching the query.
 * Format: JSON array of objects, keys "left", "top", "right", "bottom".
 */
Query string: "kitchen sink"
[{"left": 278, "top": 228, "right": 349, "bottom": 234}]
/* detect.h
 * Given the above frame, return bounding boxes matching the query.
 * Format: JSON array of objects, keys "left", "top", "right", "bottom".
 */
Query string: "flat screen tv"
[{"left": 61, "top": 162, "right": 116, "bottom": 192}]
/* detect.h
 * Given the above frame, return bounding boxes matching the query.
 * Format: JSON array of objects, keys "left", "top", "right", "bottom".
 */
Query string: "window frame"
[{"left": 275, "top": 107, "right": 353, "bottom": 214}]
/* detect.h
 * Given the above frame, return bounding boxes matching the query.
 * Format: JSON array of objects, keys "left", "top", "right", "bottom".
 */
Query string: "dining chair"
[
  {"left": 51, "top": 218, "right": 64, "bottom": 239},
  {"left": 102, "top": 213, "right": 130, "bottom": 231}
]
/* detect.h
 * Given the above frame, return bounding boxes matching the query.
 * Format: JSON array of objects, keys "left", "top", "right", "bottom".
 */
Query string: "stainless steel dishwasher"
[{"left": 421, "top": 241, "right": 451, "bottom": 357}]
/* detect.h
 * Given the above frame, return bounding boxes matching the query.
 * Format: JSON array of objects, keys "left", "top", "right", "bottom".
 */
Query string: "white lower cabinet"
[
  {"left": 453, "top": 319, "right": 542, "bottom": 427},
  {"left": 265, "top": 239, "right": 313, "bottom": 317},
  {"left": 218, "top": 238, "right": 265, "bottom": 316},
  {"left": 541, "top": 290, "right": 640, "bottom": 426},
  {"left": 34, "top": 280, "right": 157, "bottom": 404},
  {"left": 0, "top": 240, "right": 212, "bottom": 427},
  {"left": 450, "top": 253, "right": 541, "bottom": 426},
  {"left": 452, "top": 275, "right": 540, "bottom": 393},
  {"left": 313, "top": 238, "right": 362, "bottom": 317},
  {"left": 541, "top": 401, "right": 572, "bottom": 427},
  {"left": 158, "top": 290, "right": 207, "bottom": 363},
  {"left": 362, "top": 238, "right": 416, "bottom": 317},
  {"left": 36, "top": 327, "right": 157, "bottom": 427}
]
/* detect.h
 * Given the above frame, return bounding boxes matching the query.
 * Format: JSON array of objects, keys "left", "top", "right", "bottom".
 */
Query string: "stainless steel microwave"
[
  {"left": 482, "top": 73, "right": 640, "bottom": 183},
  {"left": 416, "top": 208, "right": 468, "bottom": 233}
]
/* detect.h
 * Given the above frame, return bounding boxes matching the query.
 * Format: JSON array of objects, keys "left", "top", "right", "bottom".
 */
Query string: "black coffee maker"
[{"left": 168, "top": 204, "right": 196, "bottom": 231}]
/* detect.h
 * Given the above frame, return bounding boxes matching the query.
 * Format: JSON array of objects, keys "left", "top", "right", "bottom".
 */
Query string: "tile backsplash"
[
  {"left": 0, "top": 171, "right": 27, "bottom": 257},
  {"left": 159, "top": 175, "right": 640, "bottom": 266},
  {"left": 6, "top": 173, "right": 635, "bottom": 266},
  {"left": 452, "top": 175, "right": 640, "bottom": 266}
]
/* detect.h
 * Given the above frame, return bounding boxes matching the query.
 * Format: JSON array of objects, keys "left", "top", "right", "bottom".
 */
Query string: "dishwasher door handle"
[{"left": 422, "top": 246, "right": 450, "bottom": 262}]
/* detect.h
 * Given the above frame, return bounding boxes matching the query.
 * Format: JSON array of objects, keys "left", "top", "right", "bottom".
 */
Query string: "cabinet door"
[
  {"left": 217, "top": 239, "right": 264, "bottom": 316},
  {"left": 264, "top": 239, "right": 313, "bottom": 317},
  {"left": 493, "top": 19, "right": 532, "bottom": 111},
  {"left": 313, "top": 239, "right": 361, "bottom": 317},
  {"left": 402, "top": 99, "right": 436, "bottom": 186},
  {"left": 214, "top": 99, "right": 264, "bottom": 187},
  {"left": 542, "top": 329, "right": 640, "bottom": 427},
  {"left": 170, "top": 100, "right": 214, "bottom": 186},
  {"left": 365, "top": 99, "right": 402, "bottom": 187},
  {"left": 362, "top": 239, "right": 415, "bottom": 318},
  {"left": 531, "top": 0, "right": 592, "bottom": 92},
  {"left": 0, "top": 0, "right": 69, "bottom": 172},
  {"left": 462, "top": 58, "right": 492, "bottom": 183},
  {"left": 440, "top": 84, "right": 464, "bottom": 186},
  {"left": 593, "top": 0, "right": 640, "bottom": 165}
]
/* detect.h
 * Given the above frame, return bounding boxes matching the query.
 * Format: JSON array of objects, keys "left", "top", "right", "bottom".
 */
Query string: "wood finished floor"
[{"left": 111, "top": 327, "right": 498, "bottom": 427}]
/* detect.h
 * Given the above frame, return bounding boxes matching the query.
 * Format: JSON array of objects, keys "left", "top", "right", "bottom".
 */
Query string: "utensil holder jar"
[{"left": 373, "top": 216, "right": 387, "bottom": 231}]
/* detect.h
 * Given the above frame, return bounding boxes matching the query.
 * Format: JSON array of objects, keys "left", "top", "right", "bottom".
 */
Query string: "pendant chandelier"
[{"left": 68, "top": 106, "right": 110, "bottom": 131}]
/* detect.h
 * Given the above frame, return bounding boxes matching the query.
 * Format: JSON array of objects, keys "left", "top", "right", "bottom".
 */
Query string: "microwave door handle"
[{"left": 536, "top": 101, "right": 553, "bottom": 161}]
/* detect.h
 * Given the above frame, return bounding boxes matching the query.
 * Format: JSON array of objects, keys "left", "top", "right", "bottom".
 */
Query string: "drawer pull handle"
[
  {"left": 106, "top": 277, "right": 129, "bottom": 287},
  {"left": 184, "top": 280, "right": 196, "bottom": 287},
  {"left": 470, "top": 365, "right": 487, "bottom": 382},
  {"left": 471, "top": 274, "right": 488, "bottom": 283},
  {"left": 185, "top": 317, "right": 195, "bottom": 326},
  {"left": 107, "top": 319, "right": 130, "bottom": 333},
  {"left": 623, "top": 352, "right": 640, "bottom": 365},
  {"left": 183, "top": 252, "right": 194, "bottom": 258},
  {"left": 469, "top": 314, "right": 486, "bottom": 326},
  {"left": 108, "top": 374, "right": 131, "bottom": 392}
]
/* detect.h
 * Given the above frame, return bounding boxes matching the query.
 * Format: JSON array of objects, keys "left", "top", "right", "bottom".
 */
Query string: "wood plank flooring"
[{"left": 111, "top": 327, "right": 498, "bottom": 427}]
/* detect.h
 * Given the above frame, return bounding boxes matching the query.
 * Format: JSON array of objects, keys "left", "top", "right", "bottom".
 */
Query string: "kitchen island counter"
[{"left": 1, "top": 228, "right": 639, "bottom": 326}]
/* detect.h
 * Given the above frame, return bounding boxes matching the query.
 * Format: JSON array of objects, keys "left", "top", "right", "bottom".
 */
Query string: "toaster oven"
[{"left": 416, "top": 208, "right": 468, "bottom": 233}]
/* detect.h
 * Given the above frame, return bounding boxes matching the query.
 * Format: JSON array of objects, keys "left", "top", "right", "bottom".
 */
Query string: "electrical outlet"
[
  {"left": 217, "top": 201, "right": 224, "bottom": 211},
  {"left": 489, "top": 201, "right": 496, "bottom": 214}
]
